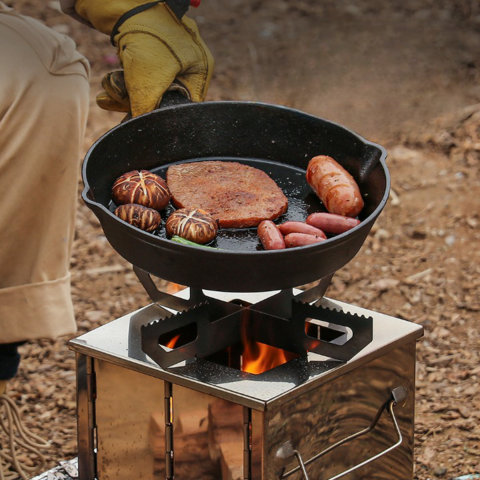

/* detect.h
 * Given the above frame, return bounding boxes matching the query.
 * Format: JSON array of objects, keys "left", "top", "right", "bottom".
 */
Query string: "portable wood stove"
[{"left": 70, "top": 273, "right": 423, "bottom": 480}]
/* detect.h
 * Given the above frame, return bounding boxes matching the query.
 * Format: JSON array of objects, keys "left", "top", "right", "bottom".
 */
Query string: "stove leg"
[
  {"left": 165, "top": 382, "right": 174, "bottom": 480},
  {"left": 76, "top": 353, "right": 96, "bottom": 480},
  {"left": 295, "top": 273, "right": 335, "bottom": 305},
  {"left": 251, "top": 273, "right": 336, "bottom": 321},
  {"left": 133, "top": 266, "right": 206, "bottom": 310},
  {"left": 243, "top": 407, "right": 252, "bottom": 480}
]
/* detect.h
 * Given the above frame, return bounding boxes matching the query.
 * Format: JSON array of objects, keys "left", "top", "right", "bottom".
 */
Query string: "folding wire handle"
[{"left": 279, "top": 386, "right": 407, "bottom": 480}]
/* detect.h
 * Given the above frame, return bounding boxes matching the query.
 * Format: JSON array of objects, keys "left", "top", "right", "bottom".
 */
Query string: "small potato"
[
  {"left": 112, "top": 170, "right": 171, "bottom": 210},
  {"left": 114, "top": 204, "right": 162, "bottom": 232},
  {"left": 166, "top": 208, "right": 218, "bottom": 244}
]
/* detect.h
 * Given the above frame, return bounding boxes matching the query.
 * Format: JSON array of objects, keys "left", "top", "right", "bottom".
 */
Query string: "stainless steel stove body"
[{"left": 70, "top": 290, "right": 423, "bottom": 480}]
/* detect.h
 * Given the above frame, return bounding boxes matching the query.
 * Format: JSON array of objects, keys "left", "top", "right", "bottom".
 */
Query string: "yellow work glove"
[{"left": 75, "top": 0, "right": 214, "bottom": 117}]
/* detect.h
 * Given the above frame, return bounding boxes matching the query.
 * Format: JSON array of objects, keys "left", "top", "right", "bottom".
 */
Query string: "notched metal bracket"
[
  {"left": 139, "top": 283, "right": 373, "bottom": 369},
  {"left": 141, "top": 299, "right": 245, "bottom": 368}
]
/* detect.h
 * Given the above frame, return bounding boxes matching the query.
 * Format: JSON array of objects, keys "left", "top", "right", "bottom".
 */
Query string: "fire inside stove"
[
  {"left": 157, "top": 315, "right": 353, "bottom": 375},
  {"left": 158, "top": 322, "right": 299, "bottom": 374}
]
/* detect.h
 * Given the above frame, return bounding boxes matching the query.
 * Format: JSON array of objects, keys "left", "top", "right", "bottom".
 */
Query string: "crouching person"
[{"left": 0, "top": 3, "right": 89, "bottom": 478}]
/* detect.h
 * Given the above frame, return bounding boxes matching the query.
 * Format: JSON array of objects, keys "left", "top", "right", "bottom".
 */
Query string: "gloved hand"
[{"left": 75, "top": 0, "right": 214, "bottom": 117}]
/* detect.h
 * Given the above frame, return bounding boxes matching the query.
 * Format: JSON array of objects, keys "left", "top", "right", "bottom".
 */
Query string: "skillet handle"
[
  {"left": 121, "top": 87, "right": 192, "bottom": 122},
  {"left": 158, "top": 89, "right": 193, "bottom": 109},
  {"left": 358, "top": 144, "right": 386, "bottom": 185}
]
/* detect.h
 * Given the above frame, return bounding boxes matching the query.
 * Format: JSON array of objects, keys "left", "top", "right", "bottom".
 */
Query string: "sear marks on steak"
[{"left": 167, "top": 161, "right": 288, "bottom": 228}]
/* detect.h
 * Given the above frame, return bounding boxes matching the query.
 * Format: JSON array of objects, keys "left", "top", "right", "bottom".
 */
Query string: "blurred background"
[{"left": 5, "top": 0, "right": 480, "bottom": 478}]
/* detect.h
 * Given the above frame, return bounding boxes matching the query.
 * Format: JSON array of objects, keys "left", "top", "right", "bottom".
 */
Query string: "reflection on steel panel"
[
  {"left": 262, "top": 342, "right": 416, "bottom": 480},
  {"left": 95, "top": 362, "right": 248, "bottom": 479},
  {"left": 95, "top": 360, "right": 164, "bottom": 480}
]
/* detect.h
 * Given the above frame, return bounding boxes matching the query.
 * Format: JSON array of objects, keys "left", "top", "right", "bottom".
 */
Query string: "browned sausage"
[
  {"left": 306, "top": 155, "right": 364, "bottom": 217},
  {"left": 278, "top": 221, "right": 327, "bottom": 239},
  {"left": 284, "top": 233, "right": 326, "bottom": 248},
  {"left": 306, "top": 212, "right": 361, "bottom": 234},
  {"left": 258, "top": 220, "right": 286, "bottom": 250}
]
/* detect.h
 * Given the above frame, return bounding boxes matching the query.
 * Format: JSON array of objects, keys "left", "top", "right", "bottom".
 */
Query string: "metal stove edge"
[{"left": 69, "top": 292, "right": 424, "bottom": 411}]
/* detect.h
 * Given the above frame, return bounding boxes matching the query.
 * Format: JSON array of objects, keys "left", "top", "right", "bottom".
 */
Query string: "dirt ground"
[{"left": 5, "top": 0, "right": 480, "bottom": 478}]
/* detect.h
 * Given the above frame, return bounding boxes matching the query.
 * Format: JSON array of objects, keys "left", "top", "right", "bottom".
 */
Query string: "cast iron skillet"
[{"left": 82, "top": 94, "right": 390, "bottom": 292}]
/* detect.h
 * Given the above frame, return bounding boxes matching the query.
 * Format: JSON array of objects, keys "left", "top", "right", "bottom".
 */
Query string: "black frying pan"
[{"left": 82, "top": 94, "right": 389, "bottom": 292}]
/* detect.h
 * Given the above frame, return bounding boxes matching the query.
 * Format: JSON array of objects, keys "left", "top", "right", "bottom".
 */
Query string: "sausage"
[
  {"left": 306, "top": 155, "right": 364, "bottom": 217},
  {"left": 307, "top": 212, "right": 361, "bottom": 234},
  {"left": 257, "top": 220, "right": 286, "bottom": 250},
  {"left": 284, "top": 233, "right": 326, "bottom": 248},
  {"left": 278, "top": 221, "right": 327, "bottom": 239}
]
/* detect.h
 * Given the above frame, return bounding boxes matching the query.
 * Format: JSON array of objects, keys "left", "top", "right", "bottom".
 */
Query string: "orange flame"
[
  {"left": 239, "top": 312, "right": 298, "bottom": 375},
  {"left": 165, "top": 334, "right": 181, "bottom": 350},
  {"left": 242, "top": 341, "right": 295, "bottom": 374},
  {"left": 167, "top": 282, "right": 184, "bottom": 295}
]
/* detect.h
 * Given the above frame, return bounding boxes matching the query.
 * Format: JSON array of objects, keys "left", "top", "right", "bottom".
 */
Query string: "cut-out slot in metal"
[
  {"left": 158, "top": 323, "right": 197, "bottom": 351},
  {"left": 141, "top": 291, "right": 373, "bottom": 369},
  {"left": 305, "top": 319, "right": 352, "bottom": 346}
]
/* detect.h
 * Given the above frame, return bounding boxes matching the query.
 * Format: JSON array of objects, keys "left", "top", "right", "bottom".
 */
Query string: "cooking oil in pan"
[{"left": 109, "top": 157, "right": 327, "bottom": 252}]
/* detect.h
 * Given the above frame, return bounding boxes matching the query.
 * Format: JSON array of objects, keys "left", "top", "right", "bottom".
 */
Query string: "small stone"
[
  {"left": 467, "top": 217, "right": 478, "bottom": 228},
  {"left": 433, "top": 466, "right": 447, "bottom": 477},
  {"left": 389, "top": 188, "right": 401, "bottom": 206},
  {"left": 370, "top": 278, "right": 399, "bottom": 292},
  {"left": 405, "top": 227, "right": 428, "bottom": 239},
  {"left": 85, "top": 310, "right": 104, "bottom": 322},
  {"left": 445, "top": 235, "right": 456, "bottom": 246},
  {"left": 375, "top": 228, "right": 390, "bottom": 240}
]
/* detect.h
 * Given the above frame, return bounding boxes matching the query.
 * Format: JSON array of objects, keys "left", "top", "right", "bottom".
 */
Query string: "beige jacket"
[{"left": 0, "top": 3, "right": 90, "bottom": 343}]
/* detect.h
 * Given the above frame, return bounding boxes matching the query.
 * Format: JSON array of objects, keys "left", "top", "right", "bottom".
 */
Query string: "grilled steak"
[{"left": 167, "top": 161, "right": 288, "bottom": 228}]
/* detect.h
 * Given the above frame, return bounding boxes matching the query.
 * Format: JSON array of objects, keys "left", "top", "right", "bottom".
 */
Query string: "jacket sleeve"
[{"left": 59, "top": 0, "right": 94, "bottom": 27}]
